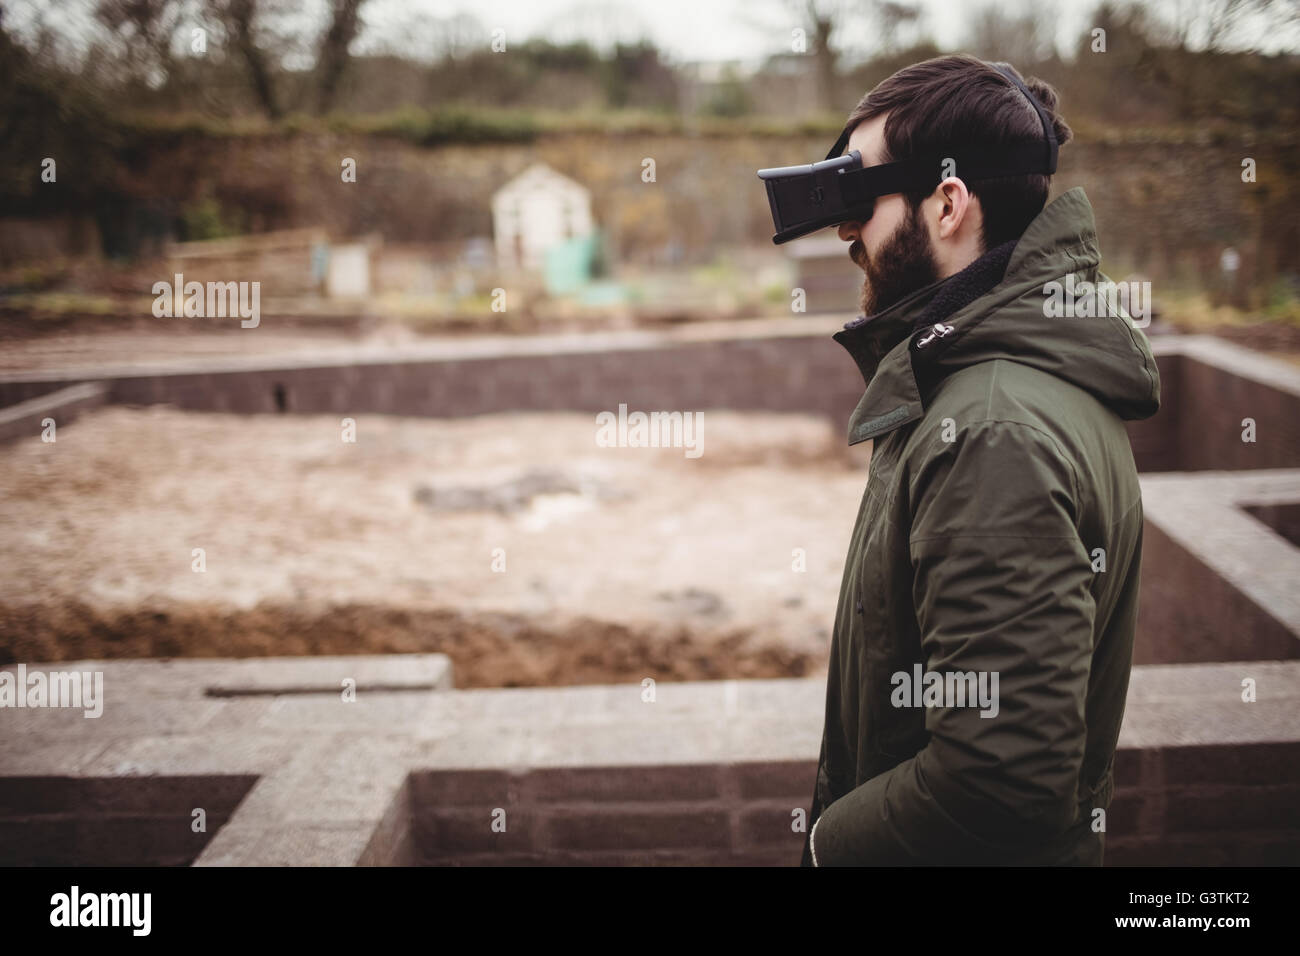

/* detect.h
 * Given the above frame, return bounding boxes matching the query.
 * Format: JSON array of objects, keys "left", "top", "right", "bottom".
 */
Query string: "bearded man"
[{"left": 787, "top": 55, "right": 1161, "bottom": 866}]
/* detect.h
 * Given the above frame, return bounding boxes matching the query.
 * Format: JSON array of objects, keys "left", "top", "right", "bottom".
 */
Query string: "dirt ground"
[{"left": 0, "top": 406, "right": 872, "bottom": 686}]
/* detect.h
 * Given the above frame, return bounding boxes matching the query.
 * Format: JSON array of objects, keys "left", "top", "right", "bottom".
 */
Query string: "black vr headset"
[{"left": 757, "top": 67, "right": 1058, "bottom": 244}]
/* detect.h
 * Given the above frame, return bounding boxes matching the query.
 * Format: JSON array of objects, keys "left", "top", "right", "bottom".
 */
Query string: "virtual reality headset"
[{"left": 757, "top": 68, "right": 1059, "bottom": 244}]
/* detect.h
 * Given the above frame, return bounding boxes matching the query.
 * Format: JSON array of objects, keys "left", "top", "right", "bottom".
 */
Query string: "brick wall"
[
  {"left": 410, "top": 762, "right": 809, "bottom": 866},
  {"left": 0, "top": 382, "right": 106, "bottom": 445},
  {"left": 1242, "top": 503, "right": 1300, "bottom": 548},
  {"left": 1107, "top": 742, "right": 1300, "bottom": 866},
  {"left": 2, "top": 340, "right": 1295, "bottom": 476},
  {"left": 1176, "top": 354, "right": 1300, "bottom": 472},
  {"left": 0, "top": 775, "right": 256, "bottom": 866},
  {"left": 92, "top": 334, "right": 863, "bottom": 423},
  {"left": 405, "top": 751, "right": 1300, "bottom": 866}
]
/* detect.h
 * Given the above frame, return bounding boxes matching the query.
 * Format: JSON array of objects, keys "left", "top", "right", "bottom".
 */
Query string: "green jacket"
[{"left": 803, "top": 188, "right": 1161, "bottom": 866}]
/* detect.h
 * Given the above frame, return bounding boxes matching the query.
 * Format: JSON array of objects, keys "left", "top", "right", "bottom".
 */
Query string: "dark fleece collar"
[
  {"left": 835, "top": 238, "right": 1018, "bottom": 386},
  {"left": 910, "top": 238, "right": 1017, "bottom": 331}
]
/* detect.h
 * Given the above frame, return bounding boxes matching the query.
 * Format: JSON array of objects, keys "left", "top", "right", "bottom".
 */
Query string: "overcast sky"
[
  {"left": 352, "top": 0, "right": 1297, "bottom": 61},
  {"left": 13, "top": 0, "right": 1299, "bottom": 64},
  {"left": 356, "top": 0, "right": 1097, "bottom": 63}
]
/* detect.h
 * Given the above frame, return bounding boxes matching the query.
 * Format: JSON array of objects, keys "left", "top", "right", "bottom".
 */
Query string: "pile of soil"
[{"left": 0, "top": 601, "right": 822, "bottom": 688}]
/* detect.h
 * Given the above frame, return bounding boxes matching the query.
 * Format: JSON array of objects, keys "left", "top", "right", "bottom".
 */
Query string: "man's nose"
[{"left": 838, "top": 221, "right": 861, "bottom": 243}]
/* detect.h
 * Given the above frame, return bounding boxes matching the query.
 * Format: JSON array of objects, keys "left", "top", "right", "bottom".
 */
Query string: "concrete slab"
[
  {"left": 257, "top": 692, "right": 440, "bottom": 732},
  {"left": 6, "top": 654, "right": 452, "bottom": 699},
  {"left": 81, "top": 734, "right": 295, "bottom": 777},
  {"left": 194, "top": 821, "right": 376, "bottom": 866}
]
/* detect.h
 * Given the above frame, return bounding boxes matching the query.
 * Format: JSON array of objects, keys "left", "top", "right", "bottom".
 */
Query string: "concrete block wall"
[
  {"left": 2, "top": 659, "right": 1298, "bottom": 866},
  {"left": 1243, "top": 502, "right": 1300, "bottom": 547},
  {"left": 0, "top": 774, "right": 256, "bottom": 866},
  {"left": 400, "top": 662, "right": 1300, "bottom": 866},
  {"left": 1137, "top": 470, "right": 1300, "bottom": 665},
  {"left": 96, "top": 335, "right": 859, "bottom": 424},
  {"left": 0, "top": 382, "right": 106, "bottom": 445},
  {"left": 1174, "top": 344, "right": 1300, "bottom": 472},
  {"left": 410, "top": 762, "right": 808, "bottom": 866},
  {"left": 403, "top": 743, "right": 1300, "bottom": 867},
  {"left": 1107, "top": 742, "right": 1300, "bottom": 865},
  {"left": 1, "top": 331, "right": 1296, "bottom": 476},
  {"left": 1137, "top": 519, "right": 1298, "bottom": 665}
]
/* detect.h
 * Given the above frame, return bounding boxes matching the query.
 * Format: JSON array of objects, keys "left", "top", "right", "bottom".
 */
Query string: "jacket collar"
[
  {"left": 833, "top": 238, "right": 1016, "bottom": 446},
  {"left": 832, "top": 187, "right": 1159, "bottom": 447}
]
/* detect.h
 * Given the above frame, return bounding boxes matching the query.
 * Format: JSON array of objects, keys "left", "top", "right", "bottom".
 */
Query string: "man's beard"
[{"left": 851, "top": 203, "right": 941, "bottom": 317}]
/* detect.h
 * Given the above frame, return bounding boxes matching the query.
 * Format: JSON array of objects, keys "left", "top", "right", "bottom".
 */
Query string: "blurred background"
[
  {"left": 1, "top": 0, "right": 1299, "bottom": 686},
  {"left": 3, "top": 0, "right": 1299, "bottom": 336}
]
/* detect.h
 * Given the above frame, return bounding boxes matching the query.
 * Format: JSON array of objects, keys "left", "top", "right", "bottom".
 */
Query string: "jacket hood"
[{"left": 834, "top": 187, "right": 1162, "bottom": 445}]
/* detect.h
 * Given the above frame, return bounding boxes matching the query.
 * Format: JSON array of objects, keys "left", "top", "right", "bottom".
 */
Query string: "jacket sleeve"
[{"left": 811, "top": 418, "right": 1096, "bottom": 865}]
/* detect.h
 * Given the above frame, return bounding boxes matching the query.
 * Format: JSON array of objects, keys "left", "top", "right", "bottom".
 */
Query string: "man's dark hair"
[{"left": 844, "top": 54, "right": 1073, "bottom": 251}]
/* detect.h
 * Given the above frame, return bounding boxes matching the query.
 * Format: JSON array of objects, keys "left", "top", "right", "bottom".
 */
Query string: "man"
[{"left": 799, "top": 56, "right": 1161, "bottom": 865}]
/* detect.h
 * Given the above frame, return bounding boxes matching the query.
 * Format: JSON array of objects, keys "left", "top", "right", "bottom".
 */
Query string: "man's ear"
[{"left": 934, "top": 178, "right": 974, "bottom": 242}]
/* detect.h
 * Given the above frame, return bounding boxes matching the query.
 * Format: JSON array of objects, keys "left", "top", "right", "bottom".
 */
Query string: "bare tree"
[
  {"left": 427, "top": 13, "right": 488, "bottom": 63},
  {"left": 876, "top": 1, "right": 921, "bottom": 54},
  {"left": 352, "top": 10, "right": 485, "bottom": 64},
  {"left": 218, "top": 0, "right": 281, "bottom": 118},
  {"left": 964, "top": 2, "right": 1055, "bottom": 63},
  {"left": 780, "top": 0, "right": 923, "bottom": 111},
  {"left": 315, "top": 0, "right": 365, "bottom": 113},
  {"left": 1193, "top": 0, "right": 1299, "bottom": 50},
  {"left": 540, "top": 1, "right": 652, "bottom": 55},
  {"left": 1144, "top": 0, "right": 1299, "bottom": 50},
  {"left": 795, "top": 0, "right": 840, "bottom": 111},
  {"left": 94, "top": 0, "right": 187, "bottom": 87}
]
